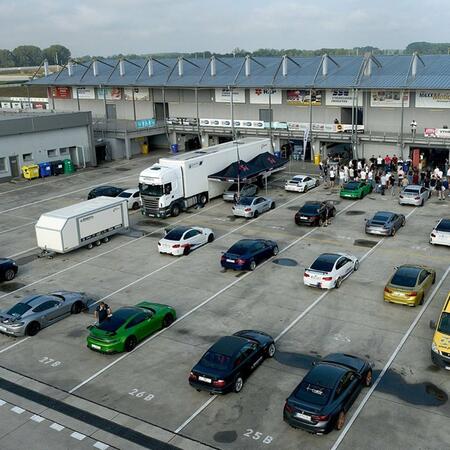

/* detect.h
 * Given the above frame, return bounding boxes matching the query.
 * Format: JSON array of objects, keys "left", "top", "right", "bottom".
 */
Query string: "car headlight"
[
  {"left": 431, "top": 341, "right": 440, "bottom": 354},
  {"left": 9, "top": 322, "right": 25, "bottom": 328}
]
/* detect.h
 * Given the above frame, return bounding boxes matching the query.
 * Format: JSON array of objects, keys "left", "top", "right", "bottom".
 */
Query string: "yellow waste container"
[
  {"left": 21, "top": 164, "right": 39, "bottom": 180},
  {"left": 141, "top": 143, "right": 149, "bottom": 155},
  {"left": 314, "top": 154, "right": 321, "bottom": 166}
]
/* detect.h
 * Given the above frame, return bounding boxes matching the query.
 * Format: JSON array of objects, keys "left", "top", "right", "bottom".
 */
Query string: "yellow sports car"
[{"left": 384, "top": 265, "right": 436, "bottom": 307}]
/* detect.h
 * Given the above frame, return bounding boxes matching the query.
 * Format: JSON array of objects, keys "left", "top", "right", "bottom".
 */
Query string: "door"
[
  {"left": 33, "top": 300, "right": 63, "bottom": 326},
  {"left": 106, "top": 103, "right": 117, "bottom": 120},
  {"left": 9, "top": 156, "right": 19, "bottom": 178},
  {"left": 126, "top": 312, "right": 152, "bottom": 341},
  {"left": 259, "top": 109, "right": 273, "bottom": 123},
  {"left": 155, "top": 102, "right": 169, "bottom": 120}
]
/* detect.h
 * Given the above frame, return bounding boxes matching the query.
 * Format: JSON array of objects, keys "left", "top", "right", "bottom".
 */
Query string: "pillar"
[
  {"left": 201, "top": 132, "right": 209, "bottom": 148},
  {"left": 124, "top": 132, "right": 131, "bottom": 160}
]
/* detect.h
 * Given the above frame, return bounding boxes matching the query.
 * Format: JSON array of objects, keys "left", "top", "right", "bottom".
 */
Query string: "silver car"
[
  {"left": 365, "top": 211, "right": 406, "bottom": 236},
  {"left": 399, "top": 185, "right": 430, "bottom": 206},
  {"left": 232, "top": 196, "right": 275, "bottom": 218},
  {"left": 223, "top": 183, "right": 258, "bottom": 201},
  {"left": 0, "top": 291, "right": 91, "bottom": 337}
]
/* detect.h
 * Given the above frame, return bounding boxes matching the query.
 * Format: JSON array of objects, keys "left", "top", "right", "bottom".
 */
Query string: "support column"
[
  {"left": 124, "top": 131, "right": 131, "bottom": 160},
  {"left": 273, "top": 135, "right": 281, "bottom": 153},
  {"left": 201, "top": 132, "right": 209, "bottom": 148},
  {"left": 170, "top": 131, "right": 177, "bottom": 146}
]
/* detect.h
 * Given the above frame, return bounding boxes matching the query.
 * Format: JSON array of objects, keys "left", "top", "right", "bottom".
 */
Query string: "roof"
[
  {"left": 305, "top": 363, "right": 346, "bottom": 388},
  {"left": 210, "top": 336, "right": 248, "bottom": 357},
  {"left": 27, "top": 54, "right": 450, "bottom": 90}
]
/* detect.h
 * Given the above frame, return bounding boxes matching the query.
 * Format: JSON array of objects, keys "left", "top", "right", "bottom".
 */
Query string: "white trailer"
[
  {"left": 35, "top": 197, "right": 129, "bottom": 254},
  {"left": 139, "top": 137, "right": 271, "bottom": 218}
]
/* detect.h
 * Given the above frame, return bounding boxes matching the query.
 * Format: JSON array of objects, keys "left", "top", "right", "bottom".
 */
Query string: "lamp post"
[{"left": 235, "top": 140, "right": 241, "bottom": 201}]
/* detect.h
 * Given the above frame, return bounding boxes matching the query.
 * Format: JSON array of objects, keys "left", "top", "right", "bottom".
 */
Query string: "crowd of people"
[{"left": 319, "top": 154, "right": 450, "bottom": 200}]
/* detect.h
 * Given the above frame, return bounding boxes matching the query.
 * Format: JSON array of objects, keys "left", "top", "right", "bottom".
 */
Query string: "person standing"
[
  {"left": 339, "top": 168, "right": 345, "bottom": 187},
  {"left": 329, "top": 167, "right": 335, "bottom": 188},
  {"left": 410, "top": 119, "right": 417, "bottom": 136},
  {"left": 384, "top": 154, "right": 391, "bottom": 171},
  {"left": 380, "top": 173, "right": 387, "bottom": 195},
  {"left": 95, "top": 302, "right": 112, "bottom": 324},
  {"left": 436, "top": 177, "right": 444, "bottom": 200},
  {"left": 377, "top": 155, "right": 383, "bottom": 169}
]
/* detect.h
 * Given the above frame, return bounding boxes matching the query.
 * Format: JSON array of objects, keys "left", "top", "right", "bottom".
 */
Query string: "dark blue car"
[
  {"left": 220, "top": 239, "right": 278, "bottom": 271},
  {"left": 0, "top": 258, "right": 18, "bottom": 282}
]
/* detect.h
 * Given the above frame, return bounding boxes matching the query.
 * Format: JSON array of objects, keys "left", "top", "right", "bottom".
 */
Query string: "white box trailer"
[{"left": 35, "top": 197, "right": 129, "bottom": 254}]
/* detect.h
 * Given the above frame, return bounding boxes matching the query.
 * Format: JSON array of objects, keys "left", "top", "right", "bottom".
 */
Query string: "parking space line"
[
  {"left": 7, "top": 247, "right": 39, "bottom": 259},
  {"left": 174, "top": 395, "right": 217, "bottom": 434},
  {"left": 331, "top": 264, "right": 450, "bottom": 450},
  {"left": 0, "top": 338, "right": 30, "bottom": 354},
  {"left": 0, "top": 221, "right": 35, "bottom": 235}
]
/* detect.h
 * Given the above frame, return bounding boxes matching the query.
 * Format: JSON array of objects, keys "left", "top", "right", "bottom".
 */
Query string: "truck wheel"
[
  {"left": 95, "top": 240, "right": 102, "bottom": 246},
  {"left": 102, "top": 237, "right": 110, "bottom": 243},
  {"left": 86, "top": 243, "right": 94, "bottom": 250},
  {"left": 198, "top": 193, "right": 208, "bottom": 206},
  {"left": 171, "top": 204, "right": 180, "bottom": 217}
]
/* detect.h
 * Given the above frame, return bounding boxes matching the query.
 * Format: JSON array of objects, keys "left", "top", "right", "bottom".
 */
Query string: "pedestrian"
[
  {"left": 329, "top": 167, "right": 335, "bottom": 188},
  {"left": 391, "top": 154, "right": 398, "bottom": 171},
  {"left": 401, "top": 177, "right": 408, "bottom": 188},
  {"left": 389, "top": 173, "right": 396, "bottom": 196},
  {"left": 360, "top": 168, "right": 367, "bottom": 181},
  {"left": 339, "top": 168, "right": 345, "bottom": 187},
  {"left": 369, "top": 154, "right": 377, "bottom": 168},
  {"left": 357, "top": 160, "right": 362, "bottom": 171},
  {"left": 412, "top": 169, "right": 419, "bottom": 185},
  {"left": 377, "top": 155, "right": 383, "bottom": 168},
  {"left": 380, "top": 173, "right": 387, "bottom": 195},
  {"left": 384, "top": 154, "right": 391, "bottom": 170},
  {"left": 410, "top": 119, "right": 417, "bottom": 136},
  {"left": 349, "top": 166, "right": 354, "bottom": 180},
  {"left": 436, "top": 177, "right": 445, "bottom": 200},
  {"left": 95, "top": 301, "right": 112, "bottom": 324},
  {"left": 343, "top": 165, "right": 349, "bottom": 182}
]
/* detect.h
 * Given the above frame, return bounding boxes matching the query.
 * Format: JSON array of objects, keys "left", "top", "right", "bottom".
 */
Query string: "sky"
[{"left": 1, "top": 0, "right": 449, "bottom": 57}]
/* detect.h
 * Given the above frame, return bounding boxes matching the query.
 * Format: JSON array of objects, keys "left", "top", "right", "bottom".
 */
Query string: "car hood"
[{"left": 0, "top": 313, "right": 22, "bottom": 324}]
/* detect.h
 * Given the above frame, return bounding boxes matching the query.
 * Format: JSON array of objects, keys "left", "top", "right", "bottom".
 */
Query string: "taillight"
[
  {"left": 284, "top": 402, "right": 294, "bottom": 413},
  {"left": 399, "top": 195, "right": 404, "bottom": 198},
  {"left": 304, "top": 272, "right": 310, "bottom": 278},
  {"left": 311, "top": 414, "right": 329, "bottom": 422},
  {"left": 189, "top": 372, "right": 197, "bottom": 381},
  {"left": 172, "top": 244, "right": 180, "bottom": 248},
  {"left": 244, "top": 208, "right": 252, "bottom": 212},
  {"left": 212, "top": 379, "right": 226, "bottom": 388},
  {"left": 322, "top": 276, "right": 333, "bottom": 281},
  {"left": 221, "top": 255, "right": 226, "bottom": 261},
  {"left": 237, "top": 258, "right": 246, "bottom": 265},
  {"left": 408, "top": 291, "right": 418, "bottom": 297},
  {"left": 384, "top": 287, "right": 392, "bottom": 293}
]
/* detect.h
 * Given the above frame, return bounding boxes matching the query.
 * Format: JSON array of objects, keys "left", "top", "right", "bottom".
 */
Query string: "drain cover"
[
  {"left": 273, "top": 258, "right": 298, "bottom": 267},
  {"left": 354, "top": 239, "right": 377, "bottom": 248},
  {"left": 115, "top": 167, "right": 131, "bottom": 171},
  {"left": 346, "top": 210, "right": 366, "bottom": 216}
]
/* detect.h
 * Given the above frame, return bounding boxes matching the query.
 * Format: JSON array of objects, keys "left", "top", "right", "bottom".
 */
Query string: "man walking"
[{"left": 410, "top": 119, "right": 417, "bottom": 136}]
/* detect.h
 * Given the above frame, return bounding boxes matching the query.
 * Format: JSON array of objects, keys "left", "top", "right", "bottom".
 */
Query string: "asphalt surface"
[{"left": 0, "top": 153, "right": 449, "bottom": 450}]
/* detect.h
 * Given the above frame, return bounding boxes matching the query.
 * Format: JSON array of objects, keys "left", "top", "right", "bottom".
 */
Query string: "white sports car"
[
  {"left": 430, "top": 218, "right": 450, "bottom": 246},
  {"left": 304, "top": 252, "right": 359, "bottom": 289},
  {"left": 285, "top": 175, "right": 319, "bottom": 193},
  {"left": 118, "top": 188, "right": 142, "bottom": 210},
  {"left": 158, "top": 226, "right": 214, "bottom": 256}
]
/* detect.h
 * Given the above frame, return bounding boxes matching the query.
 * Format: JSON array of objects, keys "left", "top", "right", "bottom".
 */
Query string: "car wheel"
[
  {"left": 132, "top": 202, "right": 140, "bottom": 210},
  {"left": 364, "top": 369, "right": 373, "bottom": 387},
  {"left": 86, "top": 243, "right": 94, "bottom": 250},
  {"left": 124, "top": 336, "right": 137, "bottom": 352},
  {"left": 26, "top": 321, "right": 40, "bottom": 337},
  {"left": 95, "top": 240, "right": 102, "bottom": 246},
  {"left": 4, "top": 269, "right": 15, "bottom": 281},
  {"left": 420, "top": 199, "right": 424, "bottom": 206},
  {"left": 234, "top": 376, "right": 244, "bottom": 393},
  {"left": 335, "top": 277, "right": 342, "bottom": 288},
  {"left": 183, "top": 245, "right": 191, "bottom": 256},
  {"left": 318, "top": 218, "right": 324, "bottom": 227},
  {"left": 249, "top": 260, "right": 257, "bottom": 271},
  {"left": 304, "top": 186, "right": 308, "bottom": 193},
  {"left": 432, "top": 273, "right": 436, "bottom": 284},
  {"left": 163, "top": 314, "right": 174, "bottom": 328},
  {"left": 335, "top": 411, "right": 346, "bottom": 430},
  {"left": 272, "top": 246, "right": 279, "bottom": 256},
  {"left": 208, "top": 233, "right": 215, "bottom": 243},
  {"left": 267, "top": 343, "right": 276, "bottom": 358},
  {"left": 402, "top": 218, "right": 406, "bottom": 226},
  {"left": 419, "top": 293, "right": 424, "bottom": 305},
  {"left": 316, "top": 180, "right": 320, "bottom": 187},
  {"left": 354, "top": 260, "right": 359, "bottom": 271},
  {"left": 71, "top": 301, "right": 83, "bottom": 314},
  {"left": 171, "top": 204, "right": 180, "bottom": 217},
  {"left": 253, "top": 210, "right": 259, "bottom": 218},
  {"left": 270, "top": 202, "right": 276, "bottom": 209},
  {"left": 391, "top": 227, "right": 396, "bottom": 236}
]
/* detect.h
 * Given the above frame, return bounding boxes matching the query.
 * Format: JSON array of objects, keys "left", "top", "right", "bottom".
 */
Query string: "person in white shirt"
[
  {"left": 410, "top": 120, "right": 417, "bottom": 136},
  {"left": 380, "top": 173, "right": 387, "bottom": 195},
  {"left": 339, "top": 169, "right": 345, "bottom": 187},
  {"left": 357, "top": 160, "right": 362, "bottom": 170},
  {"left": 349, "top": 167, "right": 354, "bottom": 180},
  {"left": 343, "top": 165, "right": 349, "bottom": 182},
  {"left": 360, "top": 170, "right": 367, "bottom": 181},
  {"left": 329, "top": 168, "right": 335, "bottom": 187},
  {"left": 377, "top": 155, "right": 383, "bottom": 167}
]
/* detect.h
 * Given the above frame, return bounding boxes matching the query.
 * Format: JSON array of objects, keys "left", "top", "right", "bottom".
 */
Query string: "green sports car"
[
  {"left": 340, "top": 181, "right": 372, "bottom": 199},
  {"left": 87, "top": 302, "right": 176, "bottom": 353}
]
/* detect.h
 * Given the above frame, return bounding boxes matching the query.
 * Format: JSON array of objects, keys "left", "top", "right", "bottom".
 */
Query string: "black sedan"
[
  {"left": 295, "top": 201, "right": 336, "bottom": 226},
  {"left": 220, "top": 239, "right": 278, "bottom": 271},
  {"left": 365, "top": 211, "right": 405, "bottom": 236},
  {"left": 283, "top": 353, "right": 372, "bottom": 434},
  {"left": 87, "top": 185, "right": 124, "bottom": 200},
  {"left": 189, "top": 330, "right": 276, "bottom": 394},
  {"left": 0, "top": 258, "right": 18, "bottom": 282}
]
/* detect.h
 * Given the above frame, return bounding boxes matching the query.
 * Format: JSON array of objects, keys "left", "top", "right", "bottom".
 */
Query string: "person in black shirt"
[{"left": 95, "top": 302, "right": 112, "bottom": 323}]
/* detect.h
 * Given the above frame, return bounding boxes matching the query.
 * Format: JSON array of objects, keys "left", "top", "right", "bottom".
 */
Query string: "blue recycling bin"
[
  {"left": 170, "top": 144, "right": 179, "bottom": 154},
  {"left": 274, "top": 151, "right": 281, "bottom": 158},
  {"left": 38, "top": 162, "right": 51, "bottom": 178}
]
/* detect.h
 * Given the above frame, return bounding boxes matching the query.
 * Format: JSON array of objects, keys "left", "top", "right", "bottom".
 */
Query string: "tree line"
[{"left": 0, "top": 45, "right": 70, "bottom": 68}]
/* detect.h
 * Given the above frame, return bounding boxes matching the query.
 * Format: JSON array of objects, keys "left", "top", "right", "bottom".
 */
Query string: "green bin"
[{"left": 63, "top": 159, "right": 75, "bottom": 174}]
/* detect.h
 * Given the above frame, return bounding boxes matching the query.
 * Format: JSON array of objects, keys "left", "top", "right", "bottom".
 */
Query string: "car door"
[
  {"left": 254, "top": 197, "right": 263, "bottom": 213},
  {"left": 262, "top": 197, "right": 271, "bottom": 212},
  {"left": 183, "top": 229, "right": 199, "bottom": 248},
  {"left": 33, "top": 300, "right": 62, "bottom": 326},
  {"left": 338, "top": 371, "right": 361, "bottom": 412},
  {"left": 336, "top": 257, "right": 353, "bottom": 279},
  {"left": 241, "top": 342, "right": 262, "bottom": 376},
  {"left": 126, "top": 312, "right": 153, "bottom": 341},
  {"left": 189, "top": 229, "right": 205, "bottom": 246},
  {"left": 418, "top": 270, "right": 433, "bottom": 294}
]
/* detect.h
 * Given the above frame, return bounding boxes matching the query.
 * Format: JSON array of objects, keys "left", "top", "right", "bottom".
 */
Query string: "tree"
[
  {"left": 12, "top": 45, "right": 43, "bottom": 66},
  {"left": 43, "top": 44, "right": 71, "bottom": 65},
  {"left": 0, "top": 49, "right": 16, "bottom": 67}
]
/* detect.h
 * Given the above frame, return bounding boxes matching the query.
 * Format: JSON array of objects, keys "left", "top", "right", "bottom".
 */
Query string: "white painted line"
[
  {"left": 331, "top": 264, "right": 450, "bottom": 450},
  {"left": 174, "top": 395, "right": 217, "bottom": 434},
  {"left": 70, "top": 431, "right": 86, "bottom": 440},
  {"left": 30, "top": 414, "right": 45, "bottom": 423},
  {"left": 0, "top": 221, "right": 35, "bottom": 235},
  {"left": 11, "top": 406, "right": 25, "bottom": 414},
  {"left": 93, "top": 442, "right": 109, "bottom": 450},
  {"left": 0, "top": 338, "right": 30, "bottom": 354},
  {"left": 49, "top": 423, "right": 65, "bottom": 431},
  {"left": 0, "top": 399, "right": 6, "bottom": 406},
  {"left": 7, "top": 247, "right": 38, "bottom": 259}
]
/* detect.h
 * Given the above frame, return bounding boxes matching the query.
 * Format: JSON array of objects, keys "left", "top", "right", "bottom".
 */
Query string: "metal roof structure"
[{"left": 28, "top": 54, "right": 450, "bottom": 90}]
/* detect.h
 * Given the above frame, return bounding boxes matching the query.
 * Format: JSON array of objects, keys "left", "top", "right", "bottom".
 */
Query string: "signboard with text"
[
  {"left": 124, "top": 87, "right": 150, "bottom": 101},
  {"left": 287, "top": 89, "right": 322, "bottom": 106},
  {"left": 50, "top": 86, "right": 72, "bottom": 99},
  {"left": 74, "top": 87, "right": 96, "bottom": 99},
  {"left": 215, "top": 88, "right": 245, "bottom": 103},
  {"left": 416, "top": 91, "right": 450, "bottom": 108},
  {"left": 325, "top": 89, "right": 363, "bottom": 106},
  {"left": 96, "top": 88, "right": 122, "bottom": 100},
  {"left": 249, "top": 88, "right": 282, "bottom": 104},
  {"left": 370, "top": 90, "right": 409, "bottom": 107},
  {"left": 424, "top": 127, "right": 450, "bottom": 138},
  {"left": 136, "top": 118, "right": 156, "bottom": 129}
]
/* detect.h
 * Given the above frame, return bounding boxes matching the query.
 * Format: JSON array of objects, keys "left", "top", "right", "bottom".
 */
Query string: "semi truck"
[
  {"left": 35, "top": 197, "right": 129, "bottom": 254},
  {"left": 139, "top": 137, "right": 271, "bottom": 218}
]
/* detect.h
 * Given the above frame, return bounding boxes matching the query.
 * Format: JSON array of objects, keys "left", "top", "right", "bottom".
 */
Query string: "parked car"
[
  {"left": 87, "top": 185, "right": 124, "bottom": 200},
  {"left": 304, "top": 253, "right": 359, "bottom": 289},
  {"left": 384, "top": 265, "right": 435, "bottom": 307},
  {"left": 365, "top": 211, "right": 406, "bottom": 236},
  {"left": 87, "top": 302, "right": 176, "bottom": 353},
  {"left": 295, "top": 201, "right": 336, "bottom": 226},
  {"left": 232, "top": 196, "right": 275, "bottom": 219},
  {"left": 430, "top": 292, "right": 450, "bottom": 369},
  {"left": 221, "top": 239, "right": 278, "bottom": 271},
  {"left": 398, "top": 185, "right": 430, "bottom": 206},
  {"left": 283, "top": 353, "right": 372, "bottom": 434},
  {"left": 189, "top": 330, "right": 276, "bottom": 394},
  {"left": 430, "top": 218, "right": 450, "bottom": 246},
  {"left": 158, "top": 226, "right": 214, "bottom": 256},
  {"left": 0, "top": 291, "right": 91, "bottom": 337},
  {"left": 118, "top": 188, "right": 142, "bottom": 210},
  {"left": 340, "top": 181, "right": 372, "bottom": 199},
  {"left": 285, "top": 175, "right": 319, "bottom": 193},
  {"left": 223, "top": 183, "right": 258, "bottom": 201},
  {"left": 0, "top": 258, "right": 18, "bottom": 282}
]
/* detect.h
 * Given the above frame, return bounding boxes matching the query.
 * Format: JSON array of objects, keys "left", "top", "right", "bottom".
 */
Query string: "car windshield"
[
  {"left": 294, "top": 381, "right": 331, "bottom": 406},
  {"left": 118, "top": 192, "right": 132, "bottom": 198},
  {"left": 310, "top": 254, "right": 338, "bottom": 272},
  {"left": 237, "top": 197, "right": 254, "bottom": 206},
  {"left": 290, "top": 177, "right": 304, "bottom": 183},
  {"left": 404, "top": 188, "right": 419, "bottom": 194},
  {"left": 372, "top": 213, "right": 391, "bottom": 223},
  {"left": 139, "top": 183, "right": 163, "bottom": 197},
  {"left": 438, "top": 312, "right": 450, "bottom": 335},
  {"left": 228, "top": 241, "right": 253, "bottom": 255},
  {"left": 6, "top": 303, "right": 31, "bottom": 317},
  {"left": 96, "top": 316, "right": 126, "bottom": 332},
  {"left": 343, "top": 182, "right": 360, "bottom": 191},
  {"left": 436, "top": 219, "right": 450, "bottom": 232},
  {"left": 201, "top": 351, "right": 231, "bottom": 369},
  {"left": 391, "top": 267, "right": 420, "bottom": 287},
  {"left": 164, "top": 227, "right": 189, "bottom": 241},
  {"left": 300, "top": 204, "right": 320, "bottom": 214}
]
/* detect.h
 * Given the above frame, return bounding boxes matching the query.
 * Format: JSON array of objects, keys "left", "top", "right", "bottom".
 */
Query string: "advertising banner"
[
  {"left": 11, "top": 102, "right": 21, "bottom": 109},
  {"left": 416, "top": 91, "right": 450, "bottom": 108},
  {"left": 33, "top": 102, "right": 47, "bottom": 110},
  {"left": 287, "top": 89, "right": 322, "bottom": 106},
  {"left": 371, "top": 90, "right": 409, "bottom": 107},
  {"left": 1, "top": 102, "right": 11, "bottom": 109},
  {"left": 124, "top": 87, "right": 150, "bottom": 101},
  {"left": 51, "top": 86, "right": 72, "bottom": 99},
  {"left": 215, "top": 88, "right": 245, "bottom": 103},
  {"left": 325, "top": 89, "right": 363, "bottom": 106},
  {"left": 249, "top": 88, "right": 282, "bottom": 104},
  {"left": 135, "top": 118, "right": 156, "bottom": 129},
  {"left": 74, "top": 87, "right": 96, "bottom": 99},
  {"left": 424, "top": 127, "right": 450, "bottom": 138},
  {"left": 96, "top": 88, "right": 122, "bottom": 100}
]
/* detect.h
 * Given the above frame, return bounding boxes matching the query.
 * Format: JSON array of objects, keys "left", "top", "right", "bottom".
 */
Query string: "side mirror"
[
  {"left": 430, "top": 320, "right": 437, "bottom": 330},
  {"left": 394, "top": 266, "right": 398, "bottom": 270},
  {"left": 86, "top": 325, "right": 93, "bottom": 330}
]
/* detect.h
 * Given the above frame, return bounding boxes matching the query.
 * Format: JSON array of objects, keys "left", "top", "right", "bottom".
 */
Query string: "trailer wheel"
[
  {"left": 198, "top": 193, "right": 208, "bottom": 206},
  {"left": 86, "top": 243, "right": 94, "bottom": 250},
  {"left": 95, "top": 240, "right": 102, "bottom": 247},
  {"left": 102, "top": 237, "right": 110, "bottom": 243}
]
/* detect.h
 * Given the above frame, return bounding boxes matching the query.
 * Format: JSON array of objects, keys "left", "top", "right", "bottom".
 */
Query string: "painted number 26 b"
[
  {"left": 128, "top": 389, "right": 154, "bottom": 401},
  {"left": 243, "top": 429, "right": 273, "bottom": 444}
]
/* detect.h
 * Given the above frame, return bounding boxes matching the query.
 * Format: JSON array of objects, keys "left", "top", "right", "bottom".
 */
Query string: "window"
[
  {"left": 418, "top": 271, "right": 429, "bottom": 284},
  {"left": 59, "top": 147, "right": 68, "bottom": 155},
  {"left": 126, "top": 312, "right": 147, "bottom": 328},
  {"left": 164, "top": 183, "right": 172, "bottom": 195},
  {"left": 33, "top": 300, "right": 59, "bottom": 313},
  {"left": 47, "top": 149, "right": 57, "bottom": 157},
  {"left": 133, "top": 192, "right": 140, "bottom": 198},
  {"left": 22, "top": 153, "right": 33, "bottom": 162},
  {"left": 0, "top": 157, "right": 5, "bottom": 171}
]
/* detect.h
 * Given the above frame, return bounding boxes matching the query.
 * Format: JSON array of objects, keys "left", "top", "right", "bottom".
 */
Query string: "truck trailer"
[
  {"left": 35, "top": 197, "right": 129, "bottom": 254},
  {"left": 139, "top": 137, "right": 271, "bottom": 218}
]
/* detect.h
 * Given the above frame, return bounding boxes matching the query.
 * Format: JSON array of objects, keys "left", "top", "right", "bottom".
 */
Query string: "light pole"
[{"left": 235, "top": 141, "right": 241, "bottom": 201}]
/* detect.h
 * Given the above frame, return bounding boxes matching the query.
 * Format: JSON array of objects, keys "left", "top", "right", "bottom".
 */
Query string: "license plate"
[
  {"left": 295, "top": 412, "right": 311, "bottom": 421},
  {"left": 226, "top": 259, "right": 235, "bottom": 263},
  {"left": 0, "top": 325, "right": 6, "bottom": 332},
  {"left": 445, "top": 366, "right": 450, "bottom": 371},
  {"left": 198, "top": 376, "right": 212, "bottom": 383},
  {"left": 91, "top": 344, "right": 101, "bottom": 350},
  {"left": 300, "top": 216, "right": 308, "bottom": 220}
]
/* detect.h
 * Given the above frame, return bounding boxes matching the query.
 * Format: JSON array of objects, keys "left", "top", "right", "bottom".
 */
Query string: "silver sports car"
[
  {"left": 232, "top": 196, "right": 275, "bottom": 218},
  {"left": 365, "top": 211, "right": 406, "bottom": 236},
  {"left": 0, "top": 291, "right": 91, "bottom": 337}
]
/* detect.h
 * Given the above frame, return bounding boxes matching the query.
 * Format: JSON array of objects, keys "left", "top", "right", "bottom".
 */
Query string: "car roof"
[
  {"left": 305, "top": 363, "right": 346, "bottom": 388},
  {"left": 210, "top": 336, "right": 248, "bottom": 357},
  {"left": 303, "top": 201, "right": 323, "bottom": 206},
  {"left": 404, "top": 185, "right": 420, "bottom": 190},
  {"left": 395, "top": 265, "right": 423, "bottom": 277},
  {"left": 167, "top": 226, "right": 191, "bottom": 233},
  {"left": 22, "top": 294, "right": 59, "bottom": 306},
  {"left": 232, "top": 239, "right": 263, "bottom": 246},
  {"left": 121, "top": 188, "right": 138, "bottom": 193},
  {"left": 374, "top": 211, "right": 394, "bottom": 217},
  {"left": 316, "top": 253, "right": 342, "bottom": 264},
  {"left": 113, "top": 307, "right": 142, "bottom": 320}
]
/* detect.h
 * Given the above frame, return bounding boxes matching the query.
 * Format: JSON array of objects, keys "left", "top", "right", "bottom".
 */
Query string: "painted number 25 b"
[{"left": 243, "top": 429, "right": 273, "bottom": 444}]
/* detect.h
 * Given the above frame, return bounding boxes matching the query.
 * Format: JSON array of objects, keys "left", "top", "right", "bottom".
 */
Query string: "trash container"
[
  {"left": 22, "top": 164, "right": 39, "bottom": 180},
  {"left": 170, "top": 144, "right": 179, "bottom": 154},
  {"left": 38, "top": 162, "right": 51, "bottom": 177},
  {"left": 141, "top": 143, "right": 149, "bottom": 155},
  {"left": 274, "top": 151, "right": 281, "bottom": 158},
  {"left": 314, "top": 154, "right": 321, "bottom": 166},
  {"left": 51, "top": 160, "right": 64, "bottom": 175},
  {"left": 63, "top": 159, "right": 75, "bottom": 174}
]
